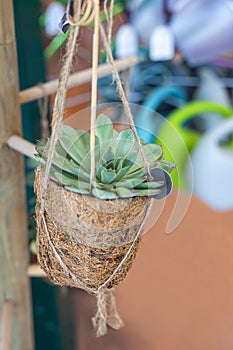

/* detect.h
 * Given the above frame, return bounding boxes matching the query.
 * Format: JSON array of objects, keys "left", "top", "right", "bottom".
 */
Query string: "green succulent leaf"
[
  {"left": 100, "top": 169, "right": 117, "bottom": 184},
  {"left": 157, "top": 159, "right": 176, "bottom": 173},
  {"left": 115, "top": 129, "right": 135, "bottom": 158},
  {"left": 59, "top": 128, "right": 91, "bottom": 168},
  {"left": 59, "top": 125, "right": 78, "bottom": 139},
  {"left": 142, "top": 143, "right": 163, "bottom": 163},
  {"left": 116, "top": 187, "right": 134, "bottom": 198},
  {"left": 54, "top": 172, "right": 90, "bottom": 189},
  {"left": 35, "top": 113, "right": 174, "bottom": 200},
  {"left": 115, "top": 178, "right": 145, "bottom": 189},
  {"left": 42, "top": 151, "right": 80, "bottom": 177},
  {"left": 92, "top": 187, "right": 118, "bottom": 199},
  {"left": 58, "top": 136, "right": 83, "bottom": 166},
  {"left": 95, "top": 181, "right": 113, "bottom": 190},
  {"left": 133, "top": 143, "right": 163, "bottom": 169},
  {"left": 36, "top": 139, "right": 68, "bottom": 161},
  {"left": 132, "top": 188, "right": 162, "bottom": 196},
  {"left": 135, "top": 181, "right": 164, "bottom": 189},
  {"left": 101, "top": 146, "right": 115, "bottom": 164},
  {"left": 115, "top": 157, "right": 123, "bottom": 171},
  {"left": 113, "top": 164, "right": 134, "bottom": 181},
  {"left": 125, "top": 167, "right": 146, "bottom": 179},
  {"left": 64, "top": 186, "right": 90, "bottom": 195},
  {"left": 35, "top": 144, "right": 45, "bottom": 158},
  {"left": 96, "top": 114, "right": 114, "bottom": 140}
]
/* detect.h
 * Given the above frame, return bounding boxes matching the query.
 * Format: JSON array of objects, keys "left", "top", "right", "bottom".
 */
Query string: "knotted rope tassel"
[{"left": 92, "top": 288, "right": 124, "bottom": 337}]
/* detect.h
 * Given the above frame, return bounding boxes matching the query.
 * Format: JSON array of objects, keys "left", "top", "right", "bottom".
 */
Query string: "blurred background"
[{"left": 13, "top": 0, "right": 233, "bottom": 349}]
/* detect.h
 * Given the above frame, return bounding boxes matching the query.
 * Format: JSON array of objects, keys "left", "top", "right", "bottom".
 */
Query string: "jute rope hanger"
[
  {"left": 38, "top": 0, "right": 91, "bottom": 289},
  {"left": 104, "top": 0, "right": 114, "bottom": 47},
  {"left": 38, "top": 0, "right": 152, "bottom": 337},
  {"left": 40, "top": 0, "right": 150, "bottom": 239}
]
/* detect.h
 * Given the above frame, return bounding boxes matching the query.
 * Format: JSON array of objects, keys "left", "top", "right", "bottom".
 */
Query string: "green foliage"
[{"left": 36, "top": 114, "right": 174, "bottom": 199}]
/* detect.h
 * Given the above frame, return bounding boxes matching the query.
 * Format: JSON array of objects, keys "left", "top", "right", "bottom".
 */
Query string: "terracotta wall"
[{"left": 72, "top": 192, "right": 233, "bottom": 350}]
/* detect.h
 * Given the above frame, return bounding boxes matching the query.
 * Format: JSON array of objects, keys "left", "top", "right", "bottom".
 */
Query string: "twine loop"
[{"left": 67, "top": 0, "right": 95, "bottom": 27}]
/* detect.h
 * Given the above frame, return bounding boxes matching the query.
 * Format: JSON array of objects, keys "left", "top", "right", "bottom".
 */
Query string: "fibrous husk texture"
[{"left": 35, "top": 168, "right": 150, "bottom": 290}]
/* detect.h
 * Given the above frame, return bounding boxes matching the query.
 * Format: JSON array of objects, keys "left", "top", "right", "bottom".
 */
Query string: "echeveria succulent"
[{"left": 36, "top": 114, "right": 174, "bottom": 199}]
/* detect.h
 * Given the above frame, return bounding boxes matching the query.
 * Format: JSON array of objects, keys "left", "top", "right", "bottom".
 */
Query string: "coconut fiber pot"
[{"left": 35, "top": 167, "right": 151, "bottom": 292}]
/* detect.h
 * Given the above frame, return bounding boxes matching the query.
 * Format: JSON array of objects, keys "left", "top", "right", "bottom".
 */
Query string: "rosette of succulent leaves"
[{"left": 36, "top": 114, "right": 175, "bottom": 199}]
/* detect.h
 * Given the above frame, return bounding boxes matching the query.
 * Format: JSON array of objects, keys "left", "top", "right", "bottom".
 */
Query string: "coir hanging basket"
[{"left": 35, "top": 167, "right": 151, "bottom": 291}]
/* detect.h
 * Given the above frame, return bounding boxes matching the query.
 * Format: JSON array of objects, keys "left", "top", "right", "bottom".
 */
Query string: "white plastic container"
[
  {"left": 188, "top": 118, "right": 233, "bottom": 211},
  {"left": 115, "top": 24, "right": 138, "bottom": 58},
  {"left": 149, "top": 25, "right": 175, "bottom": 61},
  {"left": 170, "top": 0, "right": 233, "bottom": 65}
]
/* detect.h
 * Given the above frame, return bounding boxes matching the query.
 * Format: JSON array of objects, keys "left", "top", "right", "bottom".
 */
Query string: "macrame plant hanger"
[{"left": 38, "top": 0, "right": 151, "bottom": 337}]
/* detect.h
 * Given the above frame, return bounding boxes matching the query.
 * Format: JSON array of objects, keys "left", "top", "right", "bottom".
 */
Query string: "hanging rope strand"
[
  {"left": 99, "top": 22, "right": 153, "bottom": 180},
  {"left": 103, "top": 0, "right": 109, "bottom": 23},
  {"left": 103, "top": 0, "right": 114, "bottom": 47},
  {"left": 108, "top": 0, "right": 114, "bottom": 46},
  {"left": 90, "top": 0, "right": 100, "bottom": 187},
  {"left": 40, "top": 24, "right": 80, "bottom": 215},
  {"left": 40, "top": 0, "right": 93, "bottom": 213}
]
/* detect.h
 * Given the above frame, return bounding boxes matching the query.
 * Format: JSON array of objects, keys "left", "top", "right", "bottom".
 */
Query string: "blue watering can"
[{"left": 135, "top": 85, "right": 187, "bottom": 143}]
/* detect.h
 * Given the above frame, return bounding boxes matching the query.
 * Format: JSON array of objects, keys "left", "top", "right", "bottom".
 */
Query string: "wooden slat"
[
  {"left": 0, "top": 1, "right": 34, "bottom": 349},
  {"left": 19, "top": 56, "right": 138, "bottom": 105},
  {"left": 7, "top": 135, "right": 37, "bottom": 160},
  {"left": 0, "top": 301, "right": 13, "bottom": 350},
  {"left": 27, "top": 265, "right": 46, "bottom": 278}
]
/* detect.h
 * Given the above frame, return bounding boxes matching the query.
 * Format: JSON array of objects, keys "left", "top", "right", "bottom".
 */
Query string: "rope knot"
[{"left": 92, "top": 288, "right": 124, "bottom": 337}]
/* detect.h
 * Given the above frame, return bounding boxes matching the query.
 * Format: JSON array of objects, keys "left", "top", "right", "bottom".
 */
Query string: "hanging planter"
[
  {"left": 35, "top": 113, "right": 174, "bottom": 290},
  {"left": 34, "top": 0, "right": 175, "bottom": 337}
]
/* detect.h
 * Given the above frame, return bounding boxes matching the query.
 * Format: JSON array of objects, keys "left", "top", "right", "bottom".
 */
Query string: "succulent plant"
[{"left": 36, "top": 114, "right": 174, "bottom": 199}]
